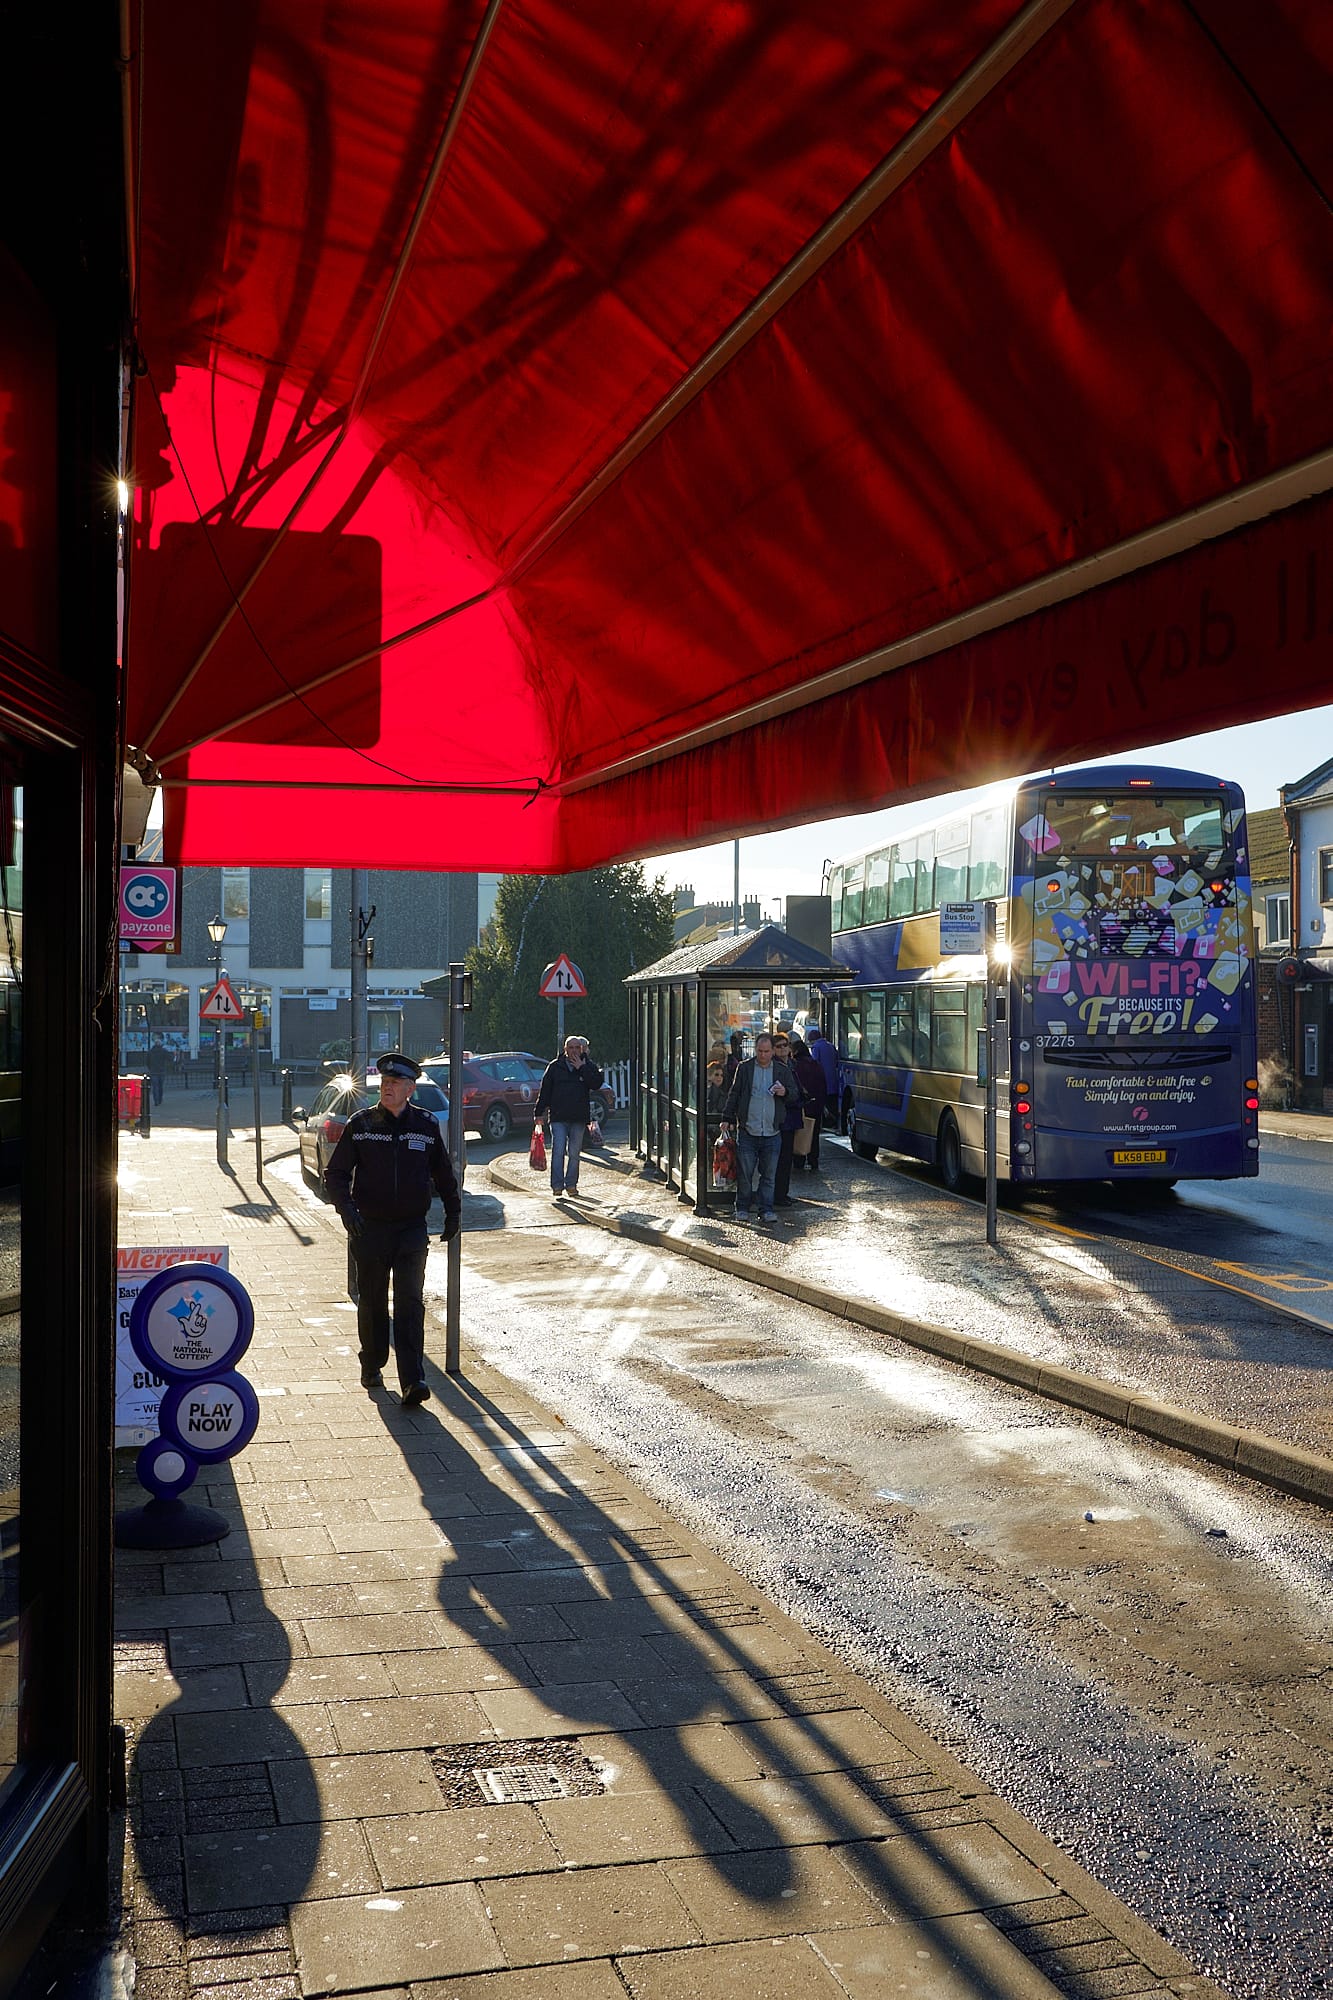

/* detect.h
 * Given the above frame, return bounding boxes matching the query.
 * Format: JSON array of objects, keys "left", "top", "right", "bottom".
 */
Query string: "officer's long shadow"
[
  {"left": 375, "top": 1366, "right": 1058, "bottom": 1982},
  {"left": 121, "top": 1457, "right": 325, "bottom": 1943}
]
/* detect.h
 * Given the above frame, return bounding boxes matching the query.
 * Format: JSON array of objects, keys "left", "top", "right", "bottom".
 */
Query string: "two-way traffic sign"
[
  {"left": 538, "top": 954, "right": 587, "bottom": 1000},
  {"left": 199, "top": 976, "right": 245, "bottom": 1022}
]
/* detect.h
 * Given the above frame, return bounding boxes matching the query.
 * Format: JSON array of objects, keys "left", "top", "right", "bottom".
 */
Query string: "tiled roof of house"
[{"left": 1247, "top": 805, "right": 1289, "bottom": 885}]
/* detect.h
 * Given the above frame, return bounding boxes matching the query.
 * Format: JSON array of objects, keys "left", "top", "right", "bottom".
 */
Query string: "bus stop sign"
[{"left": 940, "top": 902, "right": 987, "bottom": 955}]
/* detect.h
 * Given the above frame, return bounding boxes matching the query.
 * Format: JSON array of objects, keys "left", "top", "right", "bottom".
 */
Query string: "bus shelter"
[{"left": 627, "top": 928, "right": 854, "bottom": 1212}]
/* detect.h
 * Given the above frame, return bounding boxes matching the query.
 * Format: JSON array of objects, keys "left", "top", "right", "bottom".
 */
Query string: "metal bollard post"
[
  {"left": 280, "top": 1068, "right": 293, "bottom": 1123},
  {"left": 139, "top": 1074, "right": 151, "bottom": 1139}
]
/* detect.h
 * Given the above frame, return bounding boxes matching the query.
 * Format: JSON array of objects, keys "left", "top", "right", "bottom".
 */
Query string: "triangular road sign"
[
  {"left": 199, "top": 975, "right": 246, "bottom": 1022},
  {"left": 538, "top": 953, "right": 587, "bottom": 999}
]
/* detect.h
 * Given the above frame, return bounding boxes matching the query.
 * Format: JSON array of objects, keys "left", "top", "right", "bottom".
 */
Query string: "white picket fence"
[{"left": 601, "top": 1058, "right": 632, "bottom": 1109}]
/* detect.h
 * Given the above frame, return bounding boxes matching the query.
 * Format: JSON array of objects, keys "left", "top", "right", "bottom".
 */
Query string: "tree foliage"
[{"left": 466, "top": 865, "right": 674, "bottom": 1062}]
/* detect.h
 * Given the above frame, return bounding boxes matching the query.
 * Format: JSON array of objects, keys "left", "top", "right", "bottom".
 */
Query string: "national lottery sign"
[{"left": 127, "top": 1263, "right": 259, "bottom": 1500}]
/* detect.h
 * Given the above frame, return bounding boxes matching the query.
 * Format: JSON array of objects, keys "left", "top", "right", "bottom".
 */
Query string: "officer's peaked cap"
[{"left": 377, "top": 1052, "right": 421, "bottom": 1080}]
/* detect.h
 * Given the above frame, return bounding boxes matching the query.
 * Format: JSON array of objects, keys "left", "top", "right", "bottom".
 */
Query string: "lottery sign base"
[{"left": 114, "top": 1496, "right": 232, "bottom": 1549}]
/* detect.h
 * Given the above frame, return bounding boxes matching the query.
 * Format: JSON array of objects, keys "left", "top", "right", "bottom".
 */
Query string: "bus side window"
[
  {"left": 891, "top": 840, "right": 916, "bottom": 918},
  {"left": 843, "top": 994, "right": 863, "bottom": 1062},
  {"left": 914, "top": 830, "right": 936, "bottom": 913},
  {"left": 913, "top": 985, "right": 931, "bottom": 1066},
  {"left": 886, "top": 992, "right": 913, "bottom": 1067},
  {"left": 829, "top": 864, "right": 844, "bottom": 932},
  {"left": 967, "top": 984, "right": 984, "bottom": 1053},
  {"left": 970, "top": 806, "right": 1008, "bottom": 900},
  {"left": 864, "top": 849, "right": 891, "bottom": 925},
  {"left": 864, "top": 993, "right": 886, "bottom": 1062},
  {"left": 842, "top": 859, "right": 864, "bottom": 928},
  {"left": 931, "top": 987, "right": 968, "bottom": 1073},
  {"left": 935, "top": 837, "right": 968, "bottom": 904}
]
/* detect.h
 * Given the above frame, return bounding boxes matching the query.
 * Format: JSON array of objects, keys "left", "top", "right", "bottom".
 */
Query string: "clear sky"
[{"left": 649, "top": 700, "right": 1333, "bottom": 915}]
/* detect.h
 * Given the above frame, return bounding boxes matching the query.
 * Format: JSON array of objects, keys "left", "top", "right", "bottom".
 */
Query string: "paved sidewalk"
[{"left": 114, "top": 1118, "right": 1228, "bottom": 2000}]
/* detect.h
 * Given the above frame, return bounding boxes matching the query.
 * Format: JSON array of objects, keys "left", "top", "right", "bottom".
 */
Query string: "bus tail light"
[
  {"left": 1245, "top": 1096, "right": 1259, "bottom": 1111},
  {"left": 1244, "top": 1078, "right": 1259, "bottom": 1090}
]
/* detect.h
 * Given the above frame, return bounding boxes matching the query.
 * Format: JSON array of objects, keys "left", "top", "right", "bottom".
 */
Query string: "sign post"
[
  {"left": 251, "top": 1008, "right": 264, "bottom": 1186},
  {"left": 445, "top": 960, "right": 472, "bottom": 1376},
  {"left": 200, "top": 974, "right": 245, "bottom": 1170},
  {"left": 538, "top": 954, "right": 587, "bottom": 1054},
  {"left": 940, "top": 901, "right": 999, "bottom": 1249},
  {"left": 984, "top": 902, "right": 999, "bottom": 1250}
]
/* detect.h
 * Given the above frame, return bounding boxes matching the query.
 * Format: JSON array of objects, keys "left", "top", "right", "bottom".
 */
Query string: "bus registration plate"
[{"left": 1112, "top": 1148, "right": 1168, "bottom": 1166}]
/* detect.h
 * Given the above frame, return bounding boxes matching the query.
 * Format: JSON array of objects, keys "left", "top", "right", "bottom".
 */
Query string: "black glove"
[
  {"left": 440, "top": 1212, "right": 460, "bottom": 1244},
  {"left": 343, "top": 1206, "right": 365, "bottom": 1239}
]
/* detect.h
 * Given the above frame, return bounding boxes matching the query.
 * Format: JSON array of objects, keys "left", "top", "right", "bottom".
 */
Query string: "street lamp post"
[{"left": 207, "top": 916, "right": 228, "bottom": 1168}]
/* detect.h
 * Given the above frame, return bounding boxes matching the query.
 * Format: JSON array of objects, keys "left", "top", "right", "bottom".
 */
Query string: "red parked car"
[{"left": 417, "top": 1051, "right": 547, "bottom": 1142}]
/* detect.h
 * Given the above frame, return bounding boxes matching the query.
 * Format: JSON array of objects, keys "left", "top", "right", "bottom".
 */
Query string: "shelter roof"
[
  {"left": 627, "top": 925, "right": 851, "bottom": 986},
  {"left": 122, "top": 1, "right": 1333, "bottom": 871}
]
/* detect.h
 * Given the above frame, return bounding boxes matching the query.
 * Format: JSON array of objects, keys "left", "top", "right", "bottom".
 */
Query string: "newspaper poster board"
[{"left": 116, "top": 1245, "right": 229, "bottom": 1447}]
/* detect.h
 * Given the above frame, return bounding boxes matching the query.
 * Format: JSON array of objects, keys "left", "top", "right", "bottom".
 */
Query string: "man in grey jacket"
[{"left": 719, "top": 1033, "right": 801, "bottom": 1224}]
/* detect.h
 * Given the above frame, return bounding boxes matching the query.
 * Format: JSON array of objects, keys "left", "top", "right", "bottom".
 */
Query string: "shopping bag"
[
  {"left": 793, "top": 1115, "right": 815, "bottom": 1157},
  {"left": 529, "top": 1124, "right": 547, "bottom": 1170},
  {"left": 711, "top": 1130, "right": 737, "bottom": 1190}
]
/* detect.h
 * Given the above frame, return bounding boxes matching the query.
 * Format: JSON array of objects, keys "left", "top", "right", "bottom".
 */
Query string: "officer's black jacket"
[{"left": 325, "top": 1101, "right": 460, "bottom": 1226}]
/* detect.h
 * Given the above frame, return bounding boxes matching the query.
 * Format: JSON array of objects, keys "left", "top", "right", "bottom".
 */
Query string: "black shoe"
[
  {"left": 774, "top": 1197, "right": 793, "bottom": 1208},
  {"left": 400, "top": 1382, "right": 429, "bottom": 1410},
  {"left": 360, "top": 1371, "right": 383, "bottom": 1390}
]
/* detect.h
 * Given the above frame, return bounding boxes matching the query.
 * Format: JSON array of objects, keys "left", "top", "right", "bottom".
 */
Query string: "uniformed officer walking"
[{"left": 325, "top": 1051, "right": 461, "bottom": 1407}]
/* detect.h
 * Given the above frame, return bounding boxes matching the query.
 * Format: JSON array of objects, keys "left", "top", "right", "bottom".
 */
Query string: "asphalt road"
[
  {"left": 887, "top": 1129, "right": 1333, "bottom": 1336},
  {"left": 271, "top": 1133, "right": 1333, "bottom": 1997}
]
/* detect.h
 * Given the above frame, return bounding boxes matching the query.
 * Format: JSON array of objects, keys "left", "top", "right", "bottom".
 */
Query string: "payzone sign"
[{"left": 120, "top": 865, "right": 178, "bottom": 944}]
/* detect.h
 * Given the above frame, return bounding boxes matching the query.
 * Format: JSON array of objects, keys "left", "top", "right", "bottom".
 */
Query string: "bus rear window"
[{"left": 1036, "top": 794, "right": 1228, "bottom": 860}]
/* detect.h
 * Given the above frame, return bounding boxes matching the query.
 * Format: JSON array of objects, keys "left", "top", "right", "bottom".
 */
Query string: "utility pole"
[
  {"left": 350, "top": 869, "right": 372, "bottom": 1074},
  {"left": 445, "top": 961, "right": 471, "bottom": 1374}
]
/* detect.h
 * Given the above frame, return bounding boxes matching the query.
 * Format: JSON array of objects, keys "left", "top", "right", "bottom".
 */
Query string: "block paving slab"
[{"left": 114, "top": 1114, "right": 1231, "bottom": 1999}]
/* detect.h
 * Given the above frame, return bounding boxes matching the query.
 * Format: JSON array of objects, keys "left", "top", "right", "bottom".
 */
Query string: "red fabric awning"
[{"left": 124, "top": 0, "right": 1333, "bottom": 869}]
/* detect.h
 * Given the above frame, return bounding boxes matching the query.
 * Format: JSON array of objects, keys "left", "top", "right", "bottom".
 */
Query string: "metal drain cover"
[{"left": 474, "top": 1763, "right": 570, "bottom": 1805}]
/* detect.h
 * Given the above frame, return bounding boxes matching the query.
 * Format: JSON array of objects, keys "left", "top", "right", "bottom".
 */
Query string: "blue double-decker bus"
[{"left": 826, "top": 765, "right": 1261, "bottom": 1191}]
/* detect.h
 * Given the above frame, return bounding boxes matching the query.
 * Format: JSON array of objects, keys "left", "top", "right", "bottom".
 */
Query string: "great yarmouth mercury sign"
[{"left": 127, "top": 1264, "right": 260, "bottom": 1504}]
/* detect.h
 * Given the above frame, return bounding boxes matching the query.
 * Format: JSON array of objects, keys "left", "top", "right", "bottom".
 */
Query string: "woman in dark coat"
[{"left": 788, "top": 1036, "right": 827, "bottom": 1174}]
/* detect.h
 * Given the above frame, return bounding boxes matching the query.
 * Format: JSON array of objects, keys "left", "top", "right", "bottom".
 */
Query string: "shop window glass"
[{"left": 0, "top": 774, "right": 21, "bottom": 1806}]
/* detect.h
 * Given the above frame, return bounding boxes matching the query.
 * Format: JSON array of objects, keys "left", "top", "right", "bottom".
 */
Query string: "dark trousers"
[
  {"left": 351, "top": 1218, "right": 429, "bottom": 1391},
  {"left": 774, "top": 1126, "right": 797, "bottom": 1203}
]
